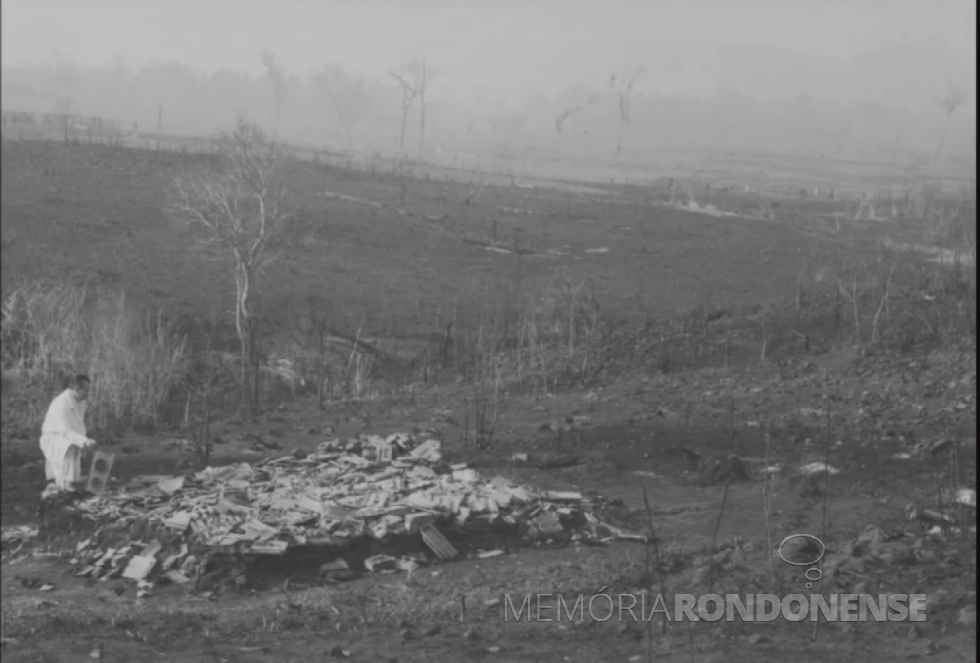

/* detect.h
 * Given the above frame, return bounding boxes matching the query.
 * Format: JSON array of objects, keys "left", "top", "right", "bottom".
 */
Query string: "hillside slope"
[{"left": 1, "top": 141, "right": 878, "bottom": 340}]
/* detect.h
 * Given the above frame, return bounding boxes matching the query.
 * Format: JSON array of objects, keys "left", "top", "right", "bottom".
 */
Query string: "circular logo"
[{"left": 777, "top": 533, "right": 826, "bottom": 567}]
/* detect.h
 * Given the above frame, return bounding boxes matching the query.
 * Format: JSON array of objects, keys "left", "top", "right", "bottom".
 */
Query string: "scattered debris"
[
  {"left": 796, "top": 462, "right": 840, "bottom": 477},
  {"left": 122, "top": 555, "right": 156, "bottom": 581},
  {"left": 319, "top": 559, "right": 353, "bottom": 580},
  {"left": 364, "top": 554, "right": 397, "bottom": 572},
  {"left": 38, "top": 433, "right": 623, "bottom": 587},
  {"left": 421, "top": 523, "right": 458, "bottom": 560},
  {"left": 164, "top": 570, "right": 190, "bottom": 585},
  {"left": 544, "top": 491, "right": 582, "bottom": 501},
  {"left": 474, "top": 549, "right": 504, "bottom": 559},
  {"left": 529, "top": 512, "right": 563, "bottom": 538}
]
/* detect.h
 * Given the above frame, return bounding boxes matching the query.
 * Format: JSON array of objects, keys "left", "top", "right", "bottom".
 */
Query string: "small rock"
[
  {"left": 957, "top": 605, "right": 976, "bottom": 625},
  {"left": 748, "top": 633, "right": 769, "bottom": 645},
  {"left": 399, "top": 629, "right": 413, "bottom": 641},
  {"left": 462, "top": 628, "right": 479, "bottom": 641},
  {"left": 421, "top": 624, "right": 441, "bottom": 637},
  {"left": 486, "top": 645, "right": 501, "bottom": 654}
]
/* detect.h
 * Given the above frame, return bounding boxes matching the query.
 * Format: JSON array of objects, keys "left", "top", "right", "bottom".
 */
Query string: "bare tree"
[
  {"left": 409, "top": 59, "right": 429, "bottom": 158},
  {"left": 613, "top": 67, "right": 645, "bottom": 154},
  {"left": 260, "top": 50, "right": 289, "bottom": 128},
  {"left": 555, "top": 77, "right": 623, "bottom": 135},
  {"left": 313, "top": 64, "right": 371, "bottom": 147},
  {"left": 169, "top": 120, "right": 298, "bottom": 413},
  {"left": 389, "top": 64, "right": 421, "bottom": 153},
  {"left": 934, "top": 87, "right": 966, "bottom": 164},
  {"left": 49, "top": 60, "right": 76, "bottom": 142},
  {"left": 555, "top": 88, "right": 602, "bottom": 134}
]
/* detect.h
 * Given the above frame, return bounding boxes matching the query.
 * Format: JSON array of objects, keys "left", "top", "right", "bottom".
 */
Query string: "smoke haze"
[{"left": 2, "top": 0, "right": 975, "bottom": 167}]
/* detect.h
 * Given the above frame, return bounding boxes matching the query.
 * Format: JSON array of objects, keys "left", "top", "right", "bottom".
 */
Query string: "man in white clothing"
[{"left": 39, "top": 374, "right": 97, "bottom": 494}]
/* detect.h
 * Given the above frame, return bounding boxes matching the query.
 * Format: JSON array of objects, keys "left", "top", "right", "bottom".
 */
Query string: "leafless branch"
[
  {"left": 168, "top": 120, "right": 298, "bottom": 413},
  {"left": 616, "top": 67, "right": 646, "bottom": 123},
  {"left": 390, "top": 65, "right": 422, "bottom": 152},
  {"left": 555, "top": 91, "right": 602, "bottom": 134}
]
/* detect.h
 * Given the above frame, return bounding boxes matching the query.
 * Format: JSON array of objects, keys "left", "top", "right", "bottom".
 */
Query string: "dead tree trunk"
[
  {"left": 234, "top": 258, "right": 259, "bottom": 414},
  {"left": 389, "top": 68, "right": 418, "bottom": 153},
  {"left": 417, "top": 59, "right": 428, "bottom": 159},
  {"left": 615, "top": 67, "right": 645, "bottom": 156}
]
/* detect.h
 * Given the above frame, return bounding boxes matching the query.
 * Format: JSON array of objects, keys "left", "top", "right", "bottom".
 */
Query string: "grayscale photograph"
[{"left": 0, "top": 1, "right": 976, "bottom": 661}]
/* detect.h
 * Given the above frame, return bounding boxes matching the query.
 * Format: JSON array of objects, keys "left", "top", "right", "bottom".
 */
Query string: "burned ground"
[{"left": 1, "top": 140, "right": 976, "bottom": 662}]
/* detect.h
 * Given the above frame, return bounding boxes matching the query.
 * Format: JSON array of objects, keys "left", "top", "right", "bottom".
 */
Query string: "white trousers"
[{"left": 40, "top": 435, "right": 83, "bottom": 490}]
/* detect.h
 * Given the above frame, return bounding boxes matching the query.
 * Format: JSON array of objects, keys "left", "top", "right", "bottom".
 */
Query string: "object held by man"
[{"left": 39, "top": 374, "right": 97, "bottom": 494}]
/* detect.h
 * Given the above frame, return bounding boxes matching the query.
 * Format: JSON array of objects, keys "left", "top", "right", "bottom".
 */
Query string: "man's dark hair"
[{"left": 71, "top": 374, "right": 91, "bottom": 389}]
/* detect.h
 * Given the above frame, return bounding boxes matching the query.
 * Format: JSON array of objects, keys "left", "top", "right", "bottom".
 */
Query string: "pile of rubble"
[{"left": 48, "top": 434, "right": 628, "bottom": 587}]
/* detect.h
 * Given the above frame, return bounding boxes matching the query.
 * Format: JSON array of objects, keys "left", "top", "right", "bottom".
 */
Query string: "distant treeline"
[{"left": 1, "top": 110, "right": 122, "bottom": 133}]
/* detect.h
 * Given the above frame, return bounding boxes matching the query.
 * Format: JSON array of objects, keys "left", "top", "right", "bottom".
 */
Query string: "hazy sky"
[
  {"left": 2, "top": 0, "right": 975, "bottom": 100},
  {"left": 3, "top": 0, "right": 974, "bottom": 64}
]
